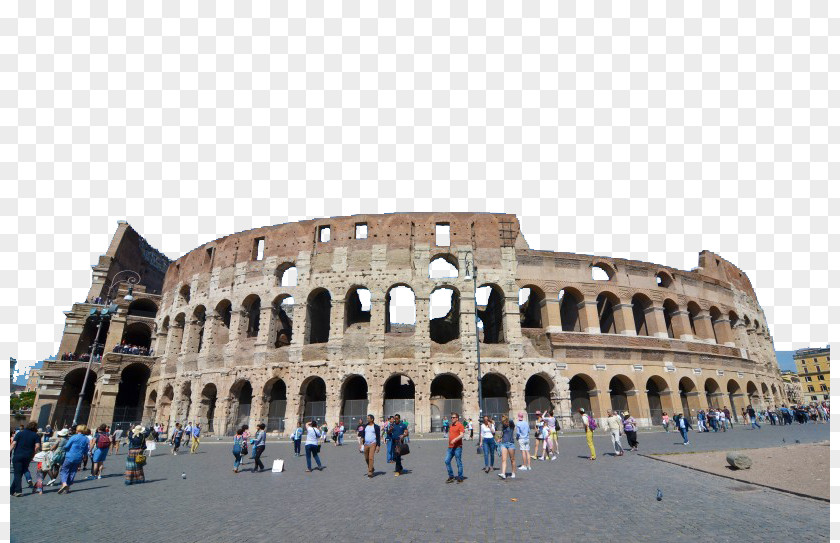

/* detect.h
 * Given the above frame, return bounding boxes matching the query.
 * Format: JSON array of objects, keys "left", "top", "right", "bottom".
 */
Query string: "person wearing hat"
[
  {"left": 580, "top": 408, "right": 596, "bottom": 461},
  {"left": 124, "top": 425, "right": 148, "bottom": 485}
]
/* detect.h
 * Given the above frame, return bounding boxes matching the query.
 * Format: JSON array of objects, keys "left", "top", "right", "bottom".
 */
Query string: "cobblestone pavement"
[{"left": 11, "top": 423, "right": 828, "bottom": 543}]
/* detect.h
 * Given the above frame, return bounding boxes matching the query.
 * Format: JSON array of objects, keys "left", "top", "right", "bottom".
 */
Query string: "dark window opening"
[
  {"left": 345, "top": 287, "right": 372, "bottom": 329},
  {"left": 306, "top": 290, "right": 331, "bottom": 344},
  {"left": 430, "top": 287, "right": 459, "bottom": 344},
  {"left": 476, "top": 285, "right": 505, "bottom": 344}
]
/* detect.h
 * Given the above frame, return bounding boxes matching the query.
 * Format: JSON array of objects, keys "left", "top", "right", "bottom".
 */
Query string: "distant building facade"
[
  {"left": 794, "top": 346, "right": 830, "bottom": 404},
  {"left": 779, "top": 370, "right": 802, "bottom": 405}
]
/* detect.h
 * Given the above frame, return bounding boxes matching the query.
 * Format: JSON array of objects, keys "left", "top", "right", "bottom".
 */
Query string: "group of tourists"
[
  {"left": 167, "top": 422, "right": 201, "bottom": 455},
  {"left": 59, "top": 351, "right": 100, "bottom": 362},
  {"left": 112, "top": 343, "right": 153, "bottom": 356},
  {"left": 741, "top": 402, "right": 829, "bottom": 426},
  {"left": 10, "top": 421, "right": 152, "bottom": 497}
]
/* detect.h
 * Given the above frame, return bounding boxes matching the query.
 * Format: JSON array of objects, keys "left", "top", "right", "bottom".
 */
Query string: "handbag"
[
  {"left": 315, "top": 444, "right": 321, "bottom": 454},
  {"left": 135, "top": 453, "right": 147, "bottom": 466},
  {"left": 398, "top": 442, "right": 410, "bottom": 456}
]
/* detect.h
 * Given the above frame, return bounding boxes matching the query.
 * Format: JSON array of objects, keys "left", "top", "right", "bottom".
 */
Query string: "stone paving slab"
[{"left": 10, "top": 423, "right": 829, "bottom": 543}]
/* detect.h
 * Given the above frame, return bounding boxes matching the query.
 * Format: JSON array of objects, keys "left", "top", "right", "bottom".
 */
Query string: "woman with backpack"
[
  {"left": 580, "top": 408, "right": 596, "bottom": 461},
  {"left": 171, "top": 423, "right": 184, "bottom": 455},
  {"left": 89, "top": 424, "right": 111, "bottom": 480},
  {"left": 232, "top": 428, "right": 245, "bottom": 473},
  {"left": 124, "top": 425, "right": 148, "bottom": 485}
]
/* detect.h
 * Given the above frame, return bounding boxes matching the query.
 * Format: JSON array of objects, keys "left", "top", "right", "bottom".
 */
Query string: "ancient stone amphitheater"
[{"left": 32, "top": 213, "right": 785, "bottom": 434}]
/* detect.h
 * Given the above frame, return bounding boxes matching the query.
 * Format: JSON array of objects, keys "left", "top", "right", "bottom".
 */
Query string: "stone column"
[
  {"left": 414, "top": 296, "right": 431, "bottom": 359},
  {"left": 89, "top": 374, "right": 119, "bottom": 429},
  {"left": 612, "top": 304, "right": 637, "bottom": 335},
  {"left": 104, "top": 314, "right": 127, "bottom": 351},
  {"left": 256, "top": 305, "right": 274, "bottom": 347},
  {"left": 285, "top": 392, "right": 302, "bottom": 429},
  {"left": 327, "top": 300, "right": 345, "bottom": 360},
  {"left": 544, "top": 296, "right": 562, "bottom": 327},
  {"left": 368, "top": 293, "right": 386, "bottom": 360},
  {"left": 713, "top": 318, "right": 735, "bottom": 346},
  {"left": 578, "top": 300, "right": 601, "bottom": 334},
  {"left": 155, "top": 331, "right": 168, "bottom": 356},
  {"left": 692, "top": 311, "right": 716, "bottom": 344},
  {"left": 669, "top": 310, "right": 693, "bottom": 341},
  {"left": 645, "top": 306, "right": 669, "bottom": 339}
]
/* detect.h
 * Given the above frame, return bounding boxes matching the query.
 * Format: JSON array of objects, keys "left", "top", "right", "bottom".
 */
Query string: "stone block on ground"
[{"left": 726, "top": 451, "right": 752, "bottom": 470}]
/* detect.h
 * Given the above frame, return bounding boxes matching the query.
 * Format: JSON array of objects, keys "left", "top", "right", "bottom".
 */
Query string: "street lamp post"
[
  {"left": 71, "top": 270, "right": 141, "bottom": 427},
  {"left": 464, "top": 253, "right": 483, "bottom": 421}
]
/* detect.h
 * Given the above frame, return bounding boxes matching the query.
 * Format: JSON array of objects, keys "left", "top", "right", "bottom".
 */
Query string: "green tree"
[{"left": 10, "top": 391, "right": 35, "bottom": 412}]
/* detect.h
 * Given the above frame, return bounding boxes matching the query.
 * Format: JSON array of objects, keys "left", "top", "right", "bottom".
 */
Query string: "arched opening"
[
  {"left": 761, "top": 382, "right": 771, "bottom": 406},
  {"left": 663, "top": 299, "right": 679, "bottom": 339},
  {"left": 121, "top": 322, "right": 152, "bottom": 350},
  {"left": 242, "top": 295, "right": 261, "bottom": 338},
  {"left": 569, "top": 374, "right": 600, "bottom": 425},
  {"left": 519, "top": 285, "right": 546, "bottom": 329},
  {"left": 193, "top": 305, "right": 206, "bottom": 353},
  {"left": 178, "top": 382, "right": 192, "bottom": 422},
  {"left": 596, "top": 292, "right": 619, "bottom": 334},
  {"left": 559, "top": 288, "right": 583, "bottom": 332},
  {"left": 198, "top": 384, "right": 217, "bottom": 433},
  {"left": 340, "top": 375, "right": 368, "bottom": 430},
  {"left": 301, "top": 377, "right": 327, "bottom": 422},
  {"left": 655, "top": 271, "right": 673, "bottom": 288},
  {"left": 127, "top": 298, "right": 158, "bottom": 318},
  {"left": 771, "top": 384, "right": 778, "bottom": 405},
  {"left": 429, "top": 254, "right": 458, "bottom": 279},
  {"left": 430, "top": 374, "right": 463, "bottom": 432},
  {"left": 158, "top": 385, "right": 174, "bottom": 428},
  {"left": 476, "top": 284, "right": 505, "bottom": 343},
  {"left": 385, "top": 285, "right": 416, "bottom": 334},
  {"left": 591, "top": 263, "right": 615, "bottom": 281},
  {"left": 729, "top": 311, "right": 740, "bottom": 330},
  {"left": 678, "top": 377, "right": 698, "bottom": 421},
  {"left": 609, "top": 375, "right": 636, "bottom": 414},
  {"left": 272, "top": 295, "right": 294, "bottom": 347},
  {"left": 229, "top": 380, "right": 253, "bottom": 432},
  {"left": 525, "top": 374, "right": 553, "bottom": 426},
  {"left": 344, "top": 286, "right": 372, "bottom": 329},
  {"left": 430, "top": 286, "right": 460, "bottom": 344},
  {"left": 143, "top": 389, "right": 157, "bottom": 425},
  {"left": 173, "top": 313, "right": 186, "bottom": 354},
  {"left": 727, "top": 380, "right": 742, "bottom": 422},
  {"left": 709, "top": 306, "right": 723, "bottom": 344},
  {"left": 53, "top": 368, "right": 97, "bottom": 428},
  {"left": 646, "top": 376, "right": 673, "bottom": 426},
  {"left": 746, "top": 381, "right": 759, "bottom": 408},
  {"left": 179, "top": 284, "right": 191, "bottom": 304},
  {"left": 275, "top": 262, "right": 298, "bottom": 287},
  {"left": 383, "top": 374, "right": 415, "bottom": 429},
  {"left": 481, "top": 373, "right": 510, "bottom": 426},
  {"left": 113, "top": 363, "right": 151, "bottom": 427},
  {"left": 305, "top": 289, "right": 331, "bottom": 344},
  {"left": 704, "top": 378, "right": 722, "bottom": 409},
  {"left": 687, "top": 301, "right": 702, "bottom": 337},
  {"left": 265, "top": 379, "right": 287, "bottom": 432},
  {"left": 631, "top": 293, "right": 653, "bottom": 336},
  {"left": 76, "top": 314, "right": 110, "bottom": 357},
  {"left": 214, "top": 300, "right": 232, "bottom": 345}
]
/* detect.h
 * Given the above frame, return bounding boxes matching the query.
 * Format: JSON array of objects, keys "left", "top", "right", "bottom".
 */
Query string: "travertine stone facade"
[{"left": 144, "top": 213, "right": 784, "bottom": 434}]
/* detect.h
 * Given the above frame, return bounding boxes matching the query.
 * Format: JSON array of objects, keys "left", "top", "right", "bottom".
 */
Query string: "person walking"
[
  {"left": 697, "top": 410, "right": 707, "bottom": 432},
  {"left": 57, "top": 425, "right": 90, "bottom": 494},
  {"left": 442, "top": 416, "right": 450, "bottom": 435},
  {"left": 466, "top": 419, "right": 474, "bottom": 441},
  {"left": 444, "top": 412, "right": 465, "bottom": 484},
  {"left": 171, "top": 423, "right": 184, "bottom": 455},
  {"left": 389, "top": 414, "right": 409, "bottom": 476},
  {"left": 124, "top": 425, "right": 147, "bottom": 485},
  {"left": 292, "top": 422, "right": 303, "bottom": 456},
  {"left": 514, "top": 412, "right": 531, "bottom": 471},
  {"left": 251, "top": 423, "right": 266, "bottom": 472},
  {"left": 496, "top": 415, "right": 516, "bottom": 480},
  {"left": 231, "top": 429, "right": 244, "bottom": 473},
  {"left": 675, "top": 413, "right": 691, "bottom": 445},
  {"left": 240, "top": 425, "right": 250, "bottom": 463},
  {"left": 661, "top": 412, "right": 670, "bottom": 432},
  {"left": 531, "top": 412, "right": 544, "bottom": 460},
  {"left": 111, "top": 426, "right": 123, "bottom": 454},
  {"left": 605, "top": 410, "right": 623, "bottom": 457},
  {"left": 10, "top": 421, "right": 40, "bottom": 497},
  {"left": 183, "top": 422, "right": 192, "bottom": 449},
  {"left": 89, "top": 424, "right": 111, "bottom": 479},
  {"left": 190, "top": 423, "right": 201, "bottom": 454},
  {"left": 384, "top": 416, "right": 394, "bottom": 464},
  {"left": 362, "top": 414, "right": 380, "bottom": 478},
  {"left": 542, "top": 411, "right": 558, "bottom": 461},
  {"left": 580, "top": 408, "right": 596, "bottom": 461},
  {"left": 747, "top": 405, "right": 761, "bottom": 429},
  {"left": 304, "top": 420, "right": 323, "bottom": 473},
  {"left": 480, "top": 415, "right": 496, "bottom": 473},
  {"left": 623, "top": 413, "right": 638, "bottom": 451}
]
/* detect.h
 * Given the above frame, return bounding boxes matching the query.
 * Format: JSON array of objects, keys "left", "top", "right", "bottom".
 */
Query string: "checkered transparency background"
[{"left": 1, "top": 0, "right": 838, "bottom": 536}]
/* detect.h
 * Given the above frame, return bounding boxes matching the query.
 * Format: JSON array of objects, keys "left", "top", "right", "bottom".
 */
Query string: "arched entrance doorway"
[
  {"left": 301, "top": 377, "right": 327, "bottom": 422},
  {"left": 646, "top": 376, "right": 673, "bottom": 426},
  {"left": 481, "top": 373, "right": 510, "bottom": 426},
  {"left": 525, "top": 374, "right": 553, "bottom": 426},
  {"left": 53, "top": 368, "right": 97, "bottom": 428},
  {"left": 678, "top": 377, "right": 700, "bottom": 422},
  {"left": 383, "top": 374, "right": 415, "bottom": 429},
  {"left": 198, "top": 384, "right": 217, "bottom": 433},
  {"left": 430, "top": 374, "right": 463, "bottom": 432},
  {"left": 178, "top": 382, "right": 192, "bottom": 423},
  {"left": 121, "top": 322, "right": 153, "bottom": 349},
  {"left": 228, "top": 380, "right": 253, "bottom": 433},
  {"left": 113, "top": 363, "right": 151, "bottom": 427},
  {"left": 266, "top": 379, "right": 287, "bottom": 432},
  {"left": 746, "top": 381, "right": 759, "bottom": 410},
  {"left": 705, "top": 378, "right": 722, "bottom": 409},
  {"left": 158, "top": 385, "right": 174, "bottom": 429},
  {"left": 727, "top": 380, "right": 742, "bottom": 422},
  {"left": 609, "top": 375, "right": 640, "bottom": 415},
  {"left": 569, "top": 374, "right": 600, "bottom": 425},
  {"left": 340, "top": 375, "right": 368, "bottom": 430},
  {"left": 143, "top": 390, "right": 157, "bottom": 425}
]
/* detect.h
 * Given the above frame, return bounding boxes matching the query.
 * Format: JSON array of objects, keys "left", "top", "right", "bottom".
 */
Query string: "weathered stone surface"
[{"left": 726, "top": 451, "right": 753, "bottom": 470}]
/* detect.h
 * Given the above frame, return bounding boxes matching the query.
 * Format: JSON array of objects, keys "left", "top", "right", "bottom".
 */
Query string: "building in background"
[
  {"left": 794, "top": 346, "right": 830, "bottom": 404},
  {"left": 780, "top": 370, "right": 802, "bottom": 405},
  {"left": 25, "top": 369, "right": 40, "bottom": 392}
]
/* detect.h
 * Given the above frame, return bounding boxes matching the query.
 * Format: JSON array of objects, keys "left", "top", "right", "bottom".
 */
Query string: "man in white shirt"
[
  {"left": 604, "top": 410, "right": 623, "bottom": 457},
  {"left": 362, "top": 414, "right": 380, "bottom": 478}
]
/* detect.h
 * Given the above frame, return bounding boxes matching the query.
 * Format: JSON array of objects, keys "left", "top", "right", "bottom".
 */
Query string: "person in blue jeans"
[
  {"left": 480, "top": 416, "right": 496, "bottom": 473},
  {"left": 384, "top": 416, "right": 394, "bottom": 463},
  {"left": 57, "top": 425, "right": 91, "bottom": 494},
  {"left": 304, "top": 420, "right": 323, "bottom": 472},
  {"left": 675, "top": 414, "right": 691, "bottom": 445},
  {"left": 389, "top": 414, "right": 408, "bottom": 476},
  {"left": 747, "top": 405, "right": 761, "bottom": 429},
  {"left": 292, "top": 422, "right": 303, "bottom": 456},
  {"left": 444, "top": 413, "right": 465, "bottom": 484}
]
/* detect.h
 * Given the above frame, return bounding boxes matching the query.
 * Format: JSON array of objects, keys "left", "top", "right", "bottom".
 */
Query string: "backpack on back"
[
  {"left": 587, "top": 414, "right": 597, "bottom": 431},
  {"left": 96, "top": 433, "right": 110, "bottom": 449}
]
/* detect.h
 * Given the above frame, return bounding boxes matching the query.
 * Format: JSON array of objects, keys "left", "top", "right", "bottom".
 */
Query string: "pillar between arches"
[
  {"left": 577, "top": 301, "right": 600, "bottom": 334},
  {"left": 693, "top": 312, "right": 716, "bottom": 343},
  {"left": 644, "top": 306, "right": 669, "bottom": 338},
  {"left": 712, "top": 318, "right": 735, "bottom": 346},
  {"left": 669, "top": 311, "right": 693, "bottom": 341},
  {"left": 612, "top": 304, "right": 636, "bottom": 335}
]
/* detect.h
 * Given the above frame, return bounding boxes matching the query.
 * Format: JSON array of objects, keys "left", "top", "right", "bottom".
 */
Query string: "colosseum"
[{"left": 30, "top": 213, "right": 785, "bottom": 435}]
